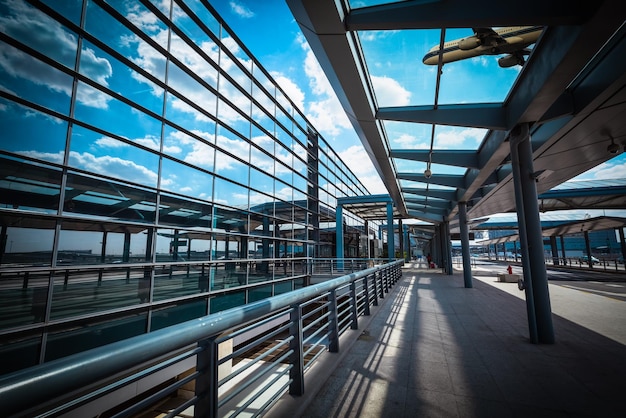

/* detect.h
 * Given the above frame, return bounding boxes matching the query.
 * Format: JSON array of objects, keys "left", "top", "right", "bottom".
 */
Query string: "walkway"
[{"left": 268, "top": 262, "right": 626, "bottom": 417}]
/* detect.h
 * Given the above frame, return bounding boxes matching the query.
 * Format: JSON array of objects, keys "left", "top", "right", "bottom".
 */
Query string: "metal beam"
[
  {"left": 391, "top": 150, "right": 480, "bottom": 169},
  {"left": 397, "top": 173, "right": 466, "bottom": 189},
  {"left": 402, "top": 187, "right": 457, "bottom": 201},
  {"left": 345, "top": 0, "right": 597, "bottom": 30},
  {"left": 377, "top": 104, "right": 508, "bottom": 130}
]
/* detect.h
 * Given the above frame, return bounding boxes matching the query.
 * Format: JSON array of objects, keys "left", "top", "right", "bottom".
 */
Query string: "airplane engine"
[
  {"left": 458, "top": 37, "right": 481, "bottom": 50},
  {"left": 498, "top": 54, "right": 522, "bottom": 68}
]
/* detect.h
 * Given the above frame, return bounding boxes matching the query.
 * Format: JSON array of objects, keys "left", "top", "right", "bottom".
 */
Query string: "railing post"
[
  {"left": 378, "top": 270, "right": 384, "bottom": 299},
  {"left": 382, "top": 267, "right": 389, "bottom": 293},
  {"left": 349, "top": 281, "right": 358, "bottom": 330},
  {"left": 328, "top": 289, "right": 339, "bottom": 352},
  {"left": 372, "top": 271, "right": 379, "bottom": 305},
  {"left": 363, "top": 275, "right": 370, "bottom": 316},
  {"left": 289, "top": 303, "right": 304, "bottom": 396},
  {"left": 195, "top": 337, "right": 218, "bottom": 418}
]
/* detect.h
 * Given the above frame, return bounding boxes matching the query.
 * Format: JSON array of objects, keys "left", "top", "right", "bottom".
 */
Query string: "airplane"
[{"left": 422, "top": 26, "right": 544, "bottom": 68}]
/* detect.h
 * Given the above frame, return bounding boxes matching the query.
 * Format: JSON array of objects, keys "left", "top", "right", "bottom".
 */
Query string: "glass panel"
[
  {"left": 64, "top": 171, "right": 157, "bottom": 223},
  {"left": 85, "top": 0, "right": 166, "bottom": 81},
  {"left": 1, "top": 1, "right": 77, "bottom": 69},
  {"left": 50, "top": 266, "right": 152, "bottom": 320},
  {"left": 1, "top": 99, "right": 68, "bottom": 165},
  {"left": 275, "top": 182, "right": 293, "bottom": 206},
  {"left": 73, "top": 81, "right": 162, "bottom": 149},
  {"left": 212, "top": 232, "right": 245, "bottom": 260},
  {"left": 0, "top": 331, "right": 41, "bottom": 375},
  {"left": 0, "top": 156, "right": 62, "bottom": 214},
  {"left": 213, "top": 205, "right": 248, "bottom": 234},
  {"left": 153, "top": 263, "right": 207, "bottom": 301},
  {"left": 182, "top": 0, "right": 221, "bottom": 38},
  {"left": 108, "top": 0, "right": 169, "bottom": 50},
  {"left": 249, "top": 167, "right": 274, "bottom": 196},
  {"left": 0, "top": 270, "right": 50, "bottom": 329},
  {"left": 165, "top": 94, "right": 217, "bottom": 130},
  {"left": 219, "top": 76, "right": 251, "bottom": 123},
  {"left": 209, "top": 290, "right": 245, "bottom": 314},
  {"left": 0, "top": 214, "right": 55, "bottom": 267},
  {"left": 0, "top": 43, "right": 73, "bottom": 115},
  {"left": 40, "top": 0, "right": 83, "bottom": 25},
  {"left": 57, "top": 222, "right": 152, "bottom": 265},
  {"left": 158, "top": 194, "right": 213, "bottom": 230},
  {"left": 248, "top": 284, "right": 272, "bottom": 303},
  {"left": 167, "top": 60, "right": 217, "bottom": 117},
  {"left": 213, "top": 176, "right": 249, "bottom": 208},
  {"left": 150, "top": 299, "right": 207, "bottom": 331},
  {"left": 80, "top": 40, "right": 164, "bottom": 116},
  {"left": 44, "top": 312, "right": 147, "bottom": 361},
  {"left": 160, "top": 157, "right": 213, "bottom": 201},
  {"left": 170, "top": 31, "right": 219, "bottom": 90},
  {"left": 250, "top": 140, "right": 274, "bottom": 176},
  {"left": 68, "top": 124, "right": 160, "bottom": 189},
  {"left": 171, "top": 3, "right": 220, "bottom": 85},
  {"left": 217, "top": 99, "right": 250, "bottom": 140},
  {"left": 274, "top": 280, "right": 292, "bottom": 295}
]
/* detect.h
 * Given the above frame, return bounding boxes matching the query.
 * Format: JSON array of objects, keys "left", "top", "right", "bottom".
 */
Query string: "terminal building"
[
  {"left": 1, "top": 0, "right": 625, "bottom": 417},
  {"left": 0, "top": 0, "right": 385, "bottom": 375}
]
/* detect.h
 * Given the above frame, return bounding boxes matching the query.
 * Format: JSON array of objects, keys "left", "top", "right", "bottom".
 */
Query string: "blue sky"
[{"left": 210, "top": 0, "right": 626, "bottom": 207}]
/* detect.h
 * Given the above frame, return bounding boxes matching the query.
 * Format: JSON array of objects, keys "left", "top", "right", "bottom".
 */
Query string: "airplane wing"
[{"left": 471, "top": 28, "right": 507, "bottom": 47}]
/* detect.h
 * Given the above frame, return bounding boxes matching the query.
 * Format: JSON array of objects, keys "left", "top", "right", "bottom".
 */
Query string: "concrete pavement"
[{"left": 268, "top": 262, "right": 626, "bottom": 417}]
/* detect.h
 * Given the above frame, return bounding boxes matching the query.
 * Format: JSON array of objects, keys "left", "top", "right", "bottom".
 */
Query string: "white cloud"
[
  {"left": 370, "top": 75, "right": 411, "bottom": 107},
  {"left": 298, "top": 35, "right": 352, "bottom": 136},
  {"left": 337, "top": 145, "right": 386, "bottom": 194},
  {"left": 68, "top": 151, "right": 159, "bottom": 186},
  {"left": 230, "top": 1, "right": 255, "bottom": 18},
  {"left": 435, "top": 127, "right": 484, "bottom": 148},
  {"left": 392, "top": 133, "right": 429, "bottom": 149},
  {"left": 272, "top": 73, "right": 305, "bottom": 113},
  {"left": 573, "top": 157, "right": 626, "bottom": 180}
]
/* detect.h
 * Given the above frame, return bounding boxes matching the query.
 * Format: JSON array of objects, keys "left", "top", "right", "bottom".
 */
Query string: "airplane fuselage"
[{"left": 422, "top": 26, "right": 543, "bottom": 66}]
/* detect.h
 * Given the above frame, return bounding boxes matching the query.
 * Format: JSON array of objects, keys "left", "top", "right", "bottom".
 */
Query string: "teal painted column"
[
  {"left": 386, "top": 202, "right": 394, "bottom": 261},
  {"left": 336, "top": 204, "right": 344, "bottom": 268}
]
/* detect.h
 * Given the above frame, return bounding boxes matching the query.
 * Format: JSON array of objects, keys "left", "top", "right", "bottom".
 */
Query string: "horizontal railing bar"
[
  {"left": 302, "top": 311, "right": 331, "bottom": 333},
  {"left": 221, "top": 322, "right": 292, "bottom": 364},
  {"left": 219, "top": 337, "right": 293, "bottom": 387},
  {"left": 231, "top": 362, "right": 292, "bottom": 417},
  {"left": 215, "top": 307, "right": 293, "bottom": 344},
  {"left": 110, "top": 368, "right": 198, "bottom": 418},
  {"left": 218, "top": 350, "right": 293, "bottom": 408}
]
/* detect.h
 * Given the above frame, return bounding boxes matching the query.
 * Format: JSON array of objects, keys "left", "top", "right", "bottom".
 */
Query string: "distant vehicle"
[
  {"left": 422, "top": 26, "right": 543, "bottom": 68},
  {"left": 579, "top": 255, "right": 600, "bottom": 265}
]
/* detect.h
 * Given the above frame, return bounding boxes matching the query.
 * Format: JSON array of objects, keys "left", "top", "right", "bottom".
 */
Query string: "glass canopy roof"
[{"left": 287, "top": 0, "right": 626, "bottom": 225}]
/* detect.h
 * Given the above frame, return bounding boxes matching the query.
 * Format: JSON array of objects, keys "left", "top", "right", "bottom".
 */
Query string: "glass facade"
[{"left": 0, "top": 0, "right": 379, "bottom": 374}]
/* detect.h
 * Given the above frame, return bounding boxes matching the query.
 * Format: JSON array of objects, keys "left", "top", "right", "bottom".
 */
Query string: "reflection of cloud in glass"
[
  {"left": 17, "top": 150, "right": 64, "bottom": 164},
  {"left": 95, "top": 135, "right": 181, "bottom": 154},
  {"left": 215, "top": 134, "right": 249, "bottom": 171},
  {"left": 0, "top": 0, "right": 112, "bottom": 106},
  {"left": 68, "top": 151, "right": 162, "bottom": 186}
]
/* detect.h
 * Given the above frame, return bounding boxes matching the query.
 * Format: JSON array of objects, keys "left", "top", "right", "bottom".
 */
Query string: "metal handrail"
[{"left": 0, "top": 259, "right": 403, "bottom": 417}]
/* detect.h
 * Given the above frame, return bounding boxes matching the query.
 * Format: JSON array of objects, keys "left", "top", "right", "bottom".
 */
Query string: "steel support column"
[
  {"left": 510, "top": 123, "right": 553, "bottom": 344},
  {"left": 387, "top": 202, "right": 394, "bottom": 261},
  {"left": 459, "top": 202, "right": 473, "bottom": 287},
  {"left": 336, "top": 204, "right": 344, "bottom": 269}
]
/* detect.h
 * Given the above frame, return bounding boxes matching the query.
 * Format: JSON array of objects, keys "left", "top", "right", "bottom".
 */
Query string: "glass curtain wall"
[{"left": 0, "top": 0, "right": 377, "bottom": 374}]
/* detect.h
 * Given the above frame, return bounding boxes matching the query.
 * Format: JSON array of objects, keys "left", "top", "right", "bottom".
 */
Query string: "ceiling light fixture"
[
  {"left": 424, "top": 168, "right": 432, "bottom": 179},
  {"left": 607, "top": 135, "right": 619, "bottom": 154}
]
